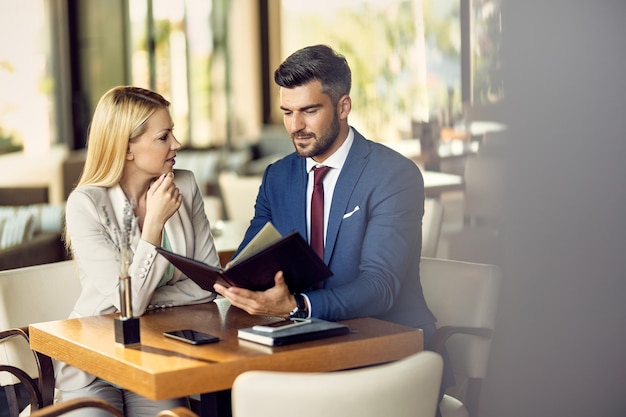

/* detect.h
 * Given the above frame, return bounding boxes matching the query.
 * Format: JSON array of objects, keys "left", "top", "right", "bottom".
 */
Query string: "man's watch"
[{"left": 289, "top": 293, "right": 308, "bottom": 319}]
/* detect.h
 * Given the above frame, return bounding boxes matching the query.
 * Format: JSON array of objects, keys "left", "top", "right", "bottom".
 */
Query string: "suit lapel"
[
  {"left": 164, "top": 206, "right": 188, "bottom": 256},
  {"left": 289, "top": 157, "right": 309, "bottom": 238},
  {"left": 163, "top": 176, "right": 193, "bottom": 282},
  {"left": 324, "top": 132, "right": 370, "bottom": 261},
  {"left": 164, "top": 209, "right": 187, "bottom": 283},
  {"left": 107, "top": 186, "right": 138, "bottom": 246}
]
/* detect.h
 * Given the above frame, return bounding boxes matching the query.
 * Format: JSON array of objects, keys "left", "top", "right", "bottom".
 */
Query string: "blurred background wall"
[{"left": 481, "top": 1, "right": 626, "bottom": 416}]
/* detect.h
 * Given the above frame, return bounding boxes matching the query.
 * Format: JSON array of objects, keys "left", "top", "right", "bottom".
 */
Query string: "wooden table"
[{"left": 29, "top": 299, "right": 422, "bottom": 414}]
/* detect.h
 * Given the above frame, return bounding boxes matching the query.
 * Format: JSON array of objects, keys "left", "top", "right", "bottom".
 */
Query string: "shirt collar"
[{"left": 306, "top": 127, "right": 354, "bottom": 173}]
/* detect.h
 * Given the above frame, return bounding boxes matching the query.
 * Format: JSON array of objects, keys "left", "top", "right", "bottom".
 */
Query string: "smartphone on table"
[
  {"left": 163, "top": 329, "right": 220, "bottom": 345},
  {"left": 252, "top": 318, "right": 312, "bottom": 333}
]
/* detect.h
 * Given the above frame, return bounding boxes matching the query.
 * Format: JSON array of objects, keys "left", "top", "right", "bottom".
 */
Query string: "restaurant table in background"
[
  {"left": 382, "top": 120, "right": 507, "bottom": 174},
  {"left": 374, "top": 143, "right": 466, "bottom": 196},
  {"left": 382, "top": 138, "right": 478, "bottom": 174},
  {"left": 29, "top": 298, "right": 423, "bottom": 417},
  {"left": 440, "top": 121, "right": 507, "bottom": 141},
  {"left": 467, "top": 121, "right": 507, "bottom": 141},
  {"left": 423, "top": 170, "right": 464, "bottom": 197}
]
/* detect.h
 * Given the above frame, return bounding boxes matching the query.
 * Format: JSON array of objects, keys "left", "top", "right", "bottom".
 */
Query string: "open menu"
[{"left": 156, "top": 222, "right": 332, "bottom": 293}]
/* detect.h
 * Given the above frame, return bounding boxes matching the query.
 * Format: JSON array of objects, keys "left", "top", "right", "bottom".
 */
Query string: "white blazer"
[{"left": 56, "top": 169, "right": 219, "bottom": 391}]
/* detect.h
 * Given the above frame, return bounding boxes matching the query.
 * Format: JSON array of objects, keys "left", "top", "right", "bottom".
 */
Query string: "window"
[
  {"left": 128, "top": 0, "right": 217, "bottom": 147},
  {"left": 471, "top": 0, "right": 503, "bottom": 106},
  {"left": 0, "top": 0, "right": 58, "bottom": 155},
  {"left": 1, "top": 2, "right": 500, "bottom": 156},
  {"left": 279, "top": 0, "right": 462, "bottom": 141}
]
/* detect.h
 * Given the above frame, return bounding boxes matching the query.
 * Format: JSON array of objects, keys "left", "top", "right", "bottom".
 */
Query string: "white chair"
[
  {"left": 0, "top": 260, "right": 82, "bottom": 416},
  {"left": 420, "top": 257, "right": 501, "bottom": 417},
  {"left": 0, "top": 260, "right": 81, "bottom": 330},
  {"left": 217, "top": 171, "right": 262, "bottom": 223},
  {"left": 445, "top": 227, "right": 502, "bottom": 266},
  {"left": 202, "top": 195, "right": 224, "bottom": 224},
  {"left": 231, "top": 351, "right": 443, "bottom": 417},
  {"left": 461, "top": 154, "right": 504, "bottom": 229},
  {"left": 422, "top": 198, "right": 444, "bottom": 257},
  {"left": 439, "top": 153, "right": 504, "bottom": 264}
]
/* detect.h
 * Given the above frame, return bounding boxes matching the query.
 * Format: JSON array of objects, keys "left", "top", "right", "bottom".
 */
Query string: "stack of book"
[{"left": 237, "top": 318, "right": 350, "bottom": 347}]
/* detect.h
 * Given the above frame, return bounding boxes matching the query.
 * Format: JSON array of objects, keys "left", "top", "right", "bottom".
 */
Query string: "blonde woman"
[{"left": 58, "top": 86, "right": 219, "bottom": 416}]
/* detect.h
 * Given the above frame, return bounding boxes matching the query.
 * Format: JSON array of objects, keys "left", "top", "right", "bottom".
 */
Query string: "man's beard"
[{"left": 291, "top": 113, "right": 340, "bottom": 158}]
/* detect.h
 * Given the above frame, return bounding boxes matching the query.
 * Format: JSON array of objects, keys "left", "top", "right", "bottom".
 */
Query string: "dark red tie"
[{"left": 311, "top": 166, "right": 331, "bottom": 262}]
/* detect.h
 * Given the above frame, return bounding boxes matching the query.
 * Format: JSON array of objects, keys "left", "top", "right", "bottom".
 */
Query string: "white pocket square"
[{"left": 343, "top": 205, "right": 360, "bottom": 219}]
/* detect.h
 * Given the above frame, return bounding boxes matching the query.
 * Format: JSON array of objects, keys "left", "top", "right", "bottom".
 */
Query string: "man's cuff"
[{"left": 301, "top": 293, "right": 312, "bottom": 318}]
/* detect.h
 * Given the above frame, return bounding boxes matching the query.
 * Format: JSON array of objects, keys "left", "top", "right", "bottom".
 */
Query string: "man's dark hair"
[{"left": 274, "top": 44, "right": 351, "bottom": 105}]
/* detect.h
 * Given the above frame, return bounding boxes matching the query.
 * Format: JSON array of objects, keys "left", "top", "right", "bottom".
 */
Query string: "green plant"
[{"left": 0, "top": 126, "right": 22, "bottom": 154}]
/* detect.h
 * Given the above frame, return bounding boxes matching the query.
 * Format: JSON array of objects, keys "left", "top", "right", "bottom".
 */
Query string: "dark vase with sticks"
[{"left": 109, "top": 200, "right": 141, "bottom": 346}]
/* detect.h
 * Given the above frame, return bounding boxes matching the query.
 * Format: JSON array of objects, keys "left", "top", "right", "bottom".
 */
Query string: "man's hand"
[{"left": 213, "top": 271, "right": 296, "bottom": 317}]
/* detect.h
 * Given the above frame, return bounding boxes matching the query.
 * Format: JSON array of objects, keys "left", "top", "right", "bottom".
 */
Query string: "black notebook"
[
  {"left": 156, "top": 222, "right": 332, "bottom": 293},
  {"left": 237, "top": 318, "right": 350, "bottom": 346}
]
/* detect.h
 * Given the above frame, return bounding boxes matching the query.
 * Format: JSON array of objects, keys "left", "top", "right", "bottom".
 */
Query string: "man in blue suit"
[{"left": 214, "top": 44, "right": 436, "bottom": 340}]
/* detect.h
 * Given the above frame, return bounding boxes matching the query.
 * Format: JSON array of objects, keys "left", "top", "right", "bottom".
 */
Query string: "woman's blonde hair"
[
  {"left": 76, "top": 86, "right": 170, "bottom": 188},
  {"left": 64, "top": 87, "right": 169, "bottom": 253}
]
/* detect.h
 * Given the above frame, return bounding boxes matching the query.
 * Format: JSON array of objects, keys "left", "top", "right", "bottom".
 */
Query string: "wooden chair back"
[{"left": 28, "top": 397, "right": 124, "bottom": 417}]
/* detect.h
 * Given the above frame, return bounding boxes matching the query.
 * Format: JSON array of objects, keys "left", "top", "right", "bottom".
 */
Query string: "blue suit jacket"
[{"left": 237, "top": 129, "right": 436, "bottom": 329}]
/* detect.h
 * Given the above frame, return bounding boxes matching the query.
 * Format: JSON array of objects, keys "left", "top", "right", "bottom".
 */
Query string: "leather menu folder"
[{"left": 156, "top": 227, "right": 332, "bottom": 293}]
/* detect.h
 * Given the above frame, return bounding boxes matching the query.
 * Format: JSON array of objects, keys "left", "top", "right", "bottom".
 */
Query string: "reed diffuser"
[{"left": 107, "top": 200, "right": 141, "bottom": 346}]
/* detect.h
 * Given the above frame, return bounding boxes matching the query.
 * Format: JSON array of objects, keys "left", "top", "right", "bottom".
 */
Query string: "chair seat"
[{"left": 440, "top": 395, "right": 469, "bottom": 417}]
